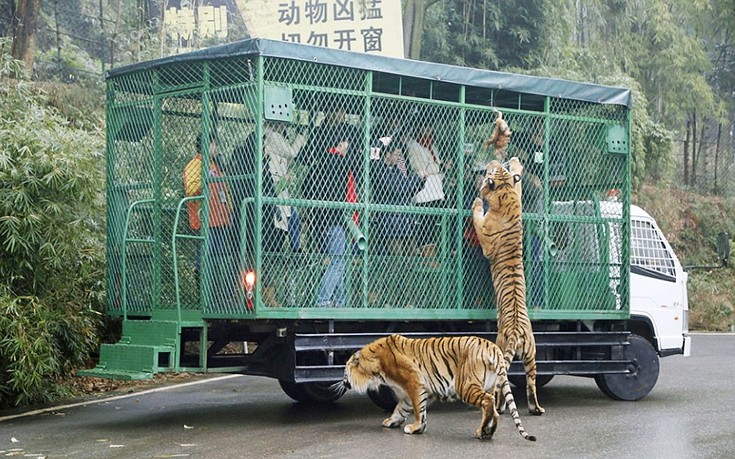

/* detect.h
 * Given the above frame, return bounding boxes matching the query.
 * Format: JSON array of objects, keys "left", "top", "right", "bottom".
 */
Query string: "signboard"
[
  {"left": 237, "top": 0, "right": 404, "bottom": 58},
  {"left": 164, "top": 1, "right": 230, "bottom": 51}
]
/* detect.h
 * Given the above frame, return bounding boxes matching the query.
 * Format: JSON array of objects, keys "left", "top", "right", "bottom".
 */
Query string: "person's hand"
[{"left": 295, "top": 122, "right": 308, "bottom": 136}]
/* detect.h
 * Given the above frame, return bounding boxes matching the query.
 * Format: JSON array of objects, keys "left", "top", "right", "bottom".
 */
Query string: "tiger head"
[
  {"left": 341, "top": 338, "right": 391, "bottom": 395},
  {"left": 479, "top": 160, "right": 521, "bottom": 202}
]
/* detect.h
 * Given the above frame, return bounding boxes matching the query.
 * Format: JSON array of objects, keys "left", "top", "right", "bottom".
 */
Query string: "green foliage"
[
  {"left": 39, "top": 80, "right": 106, "bottom": 131},
  {"left": 688, "top": 269, "right": 734, "bottom": 332},
  {"left": 35, "top": 44, "right": 103, "bottom": 84},
  {"left": 0, "top": 38, "right": 105, "bottom": 407},
  {"left": 0, "top": 287, "right": 101, "bottom": 407},
  {"left": 638, "top": 1, "right": 714, "bottom": 124},
  {"left": 640, "top": 121, "right": 674, "bottom": 182},
  {"left": 421, "top": 0, "right": 545, "bottom": 69}
]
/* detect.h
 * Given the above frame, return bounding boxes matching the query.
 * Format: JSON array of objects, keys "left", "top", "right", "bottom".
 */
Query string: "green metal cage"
[{"left": 105, "top": 38, "right": 631, "bottom": 324}]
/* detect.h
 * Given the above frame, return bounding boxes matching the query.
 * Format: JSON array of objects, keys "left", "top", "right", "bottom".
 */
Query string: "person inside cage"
[
  {"left": 405, "top": 125, "right": 450, "bottom": 259},
  {"left": 301, "top": 114, "right": 362, "bottom": 308},
  {"left": 182, "top": 132, "right": 236, "bottom": 305},
  {"left": 463, "top": 160, "right": 494, "bottom": 308},
  {"left": 230, "top": 121, "right": 305, "bottom": 308},
  {"left": 371, "top": 140, "right": 424, "bottom": 256},
  {"left": 232, "top": 121, "right": 306, "bottom": 254},
  {"left": 510, "top": 122, "right": 546, "bottom": 309}
]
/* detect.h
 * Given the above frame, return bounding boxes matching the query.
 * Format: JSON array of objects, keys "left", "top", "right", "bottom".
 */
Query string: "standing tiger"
[
  {"left": 338, "top": 334, "right": 536, "bottom": 441},
  {"left": 472, "top": 157, "right": 545, "bottom": 416}
]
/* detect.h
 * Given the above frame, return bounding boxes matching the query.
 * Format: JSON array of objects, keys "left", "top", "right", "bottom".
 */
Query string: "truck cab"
[{"left": 628, "top": 205, "right": 691, "bottom": 357}]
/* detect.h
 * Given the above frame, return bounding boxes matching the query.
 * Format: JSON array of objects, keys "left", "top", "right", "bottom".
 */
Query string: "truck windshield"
[{"left": 631, "top": 220, "right": 676, "bottom": 277}]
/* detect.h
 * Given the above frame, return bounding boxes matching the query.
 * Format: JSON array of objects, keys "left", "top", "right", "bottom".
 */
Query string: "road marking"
[
  {"left": 0, "top": 374, "right": 242, "bottom": 423},
  {"left": 688, "top": 332, "right": 735, "bottom": 336}
]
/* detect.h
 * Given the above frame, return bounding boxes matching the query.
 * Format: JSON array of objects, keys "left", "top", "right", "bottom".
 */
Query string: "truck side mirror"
[{"left": 717, "top": 232, "right": 730, "bottom": 267}]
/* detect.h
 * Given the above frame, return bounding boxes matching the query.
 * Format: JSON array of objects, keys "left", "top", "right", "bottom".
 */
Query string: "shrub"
[{"left": 0, "top": 38, "right": 105, "bottom": 408}]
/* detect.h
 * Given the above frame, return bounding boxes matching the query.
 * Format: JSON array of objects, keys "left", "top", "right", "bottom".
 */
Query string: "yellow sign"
[{"left": 237, "top": 0, "right": 404, "bottom": 58}]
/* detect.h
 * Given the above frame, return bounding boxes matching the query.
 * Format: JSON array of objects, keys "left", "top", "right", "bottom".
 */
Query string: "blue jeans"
[
  {"left": 288, "top": 207, "right": 302, "bottom": 252},
  {"left": 530, "top": 235, "right": 543, "bottom": 307},
  {"left": 316, "top": 225, "right": 346, "bottom": 307},
  {"left": 204, "top": 226, "right": 237, "bottom": 308}
]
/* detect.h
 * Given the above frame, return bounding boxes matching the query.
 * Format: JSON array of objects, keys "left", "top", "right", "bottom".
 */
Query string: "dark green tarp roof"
[{"left": 107, "top": 38, "right": 632, "bottom": 108}]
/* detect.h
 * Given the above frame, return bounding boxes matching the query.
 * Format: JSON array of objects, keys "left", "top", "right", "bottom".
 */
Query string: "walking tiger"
[{"left": 336, "top": 334, "right": 536, "bottom": 441}]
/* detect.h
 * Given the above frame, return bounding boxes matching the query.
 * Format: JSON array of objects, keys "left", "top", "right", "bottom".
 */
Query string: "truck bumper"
[
  {"left": 683, "top": 335, "right": 692, "bottom": 357},
  {"left": 659, "top": 335, "right": 691, "bottom": 357}
]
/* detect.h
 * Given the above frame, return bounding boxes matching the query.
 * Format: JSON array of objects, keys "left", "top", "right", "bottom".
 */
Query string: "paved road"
[{"left": 1, "top": 334, "right": 734, "bottom": 459}]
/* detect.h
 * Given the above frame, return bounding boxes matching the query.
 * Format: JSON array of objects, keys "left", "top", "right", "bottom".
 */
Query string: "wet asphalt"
[{"left": 1, "top": 333, "right": 733, "bottom": 458}]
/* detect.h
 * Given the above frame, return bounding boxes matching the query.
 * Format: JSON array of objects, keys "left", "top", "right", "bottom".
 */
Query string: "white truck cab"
[{"left": 628, "top": 205, "right": 691, "bottom": 357}]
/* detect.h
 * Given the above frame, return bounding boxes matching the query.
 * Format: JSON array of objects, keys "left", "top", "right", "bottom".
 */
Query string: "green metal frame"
[{"left": 104, "top": 39, "right": 632, "bottom": 324}]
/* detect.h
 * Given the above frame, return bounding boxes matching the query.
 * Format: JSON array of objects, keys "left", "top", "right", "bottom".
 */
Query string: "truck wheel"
[
  {"left": 594, "top": 334, "right": 659, "bottom": 401},
  {"left": 278, "top": 380, "right": 344, "bottom": 404},
  {"left": 508, "top": 374, "right": 554, "bottom": 389},
  {"left": 367, "top": 385, "right": 398, "bottom": 412}
]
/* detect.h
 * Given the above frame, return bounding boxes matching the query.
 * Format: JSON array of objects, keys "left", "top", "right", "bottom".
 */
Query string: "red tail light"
[{"left": 242, "top": 270, "right": 256, "bottom": 311}]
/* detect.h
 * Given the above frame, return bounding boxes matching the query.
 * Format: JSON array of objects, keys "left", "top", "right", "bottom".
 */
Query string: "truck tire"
[
  {"left": 594, "top": 334, "right": 659, "bottom": 401},
  {"left": 508, "top": 374, "right": 554, "bottom": 389},
  {"left": 367, "top": 385, "right": 398, "bottom": 412},
  {"left": 278, "top": 380, "right": 344, "bottom": 404}
]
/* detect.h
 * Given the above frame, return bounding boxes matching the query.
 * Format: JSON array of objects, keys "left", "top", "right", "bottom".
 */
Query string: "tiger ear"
[
  {"left": 513, "top": 174, "right": 522, "bottom": 184},
  {"left": 485, "top": 178, "right": 496, "bottom": 191}
]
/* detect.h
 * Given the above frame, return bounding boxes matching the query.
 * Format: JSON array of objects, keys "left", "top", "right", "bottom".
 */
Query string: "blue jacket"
[{"left": 371, "top": 160, "right": 423, "bottom": 238}]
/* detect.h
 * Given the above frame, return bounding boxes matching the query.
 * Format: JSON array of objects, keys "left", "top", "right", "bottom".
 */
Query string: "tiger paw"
[
  {"left": 403, "top": 422, "right": 426, "bottom": 434},
  {"left": 475, "top": 424, "right": 497, "bottom": 440},
  {"left": 508, "top": 156, "right": 523, "bottom": 176},
  {"left": 472, "top": 197, "right": 484, "bottom": 212},
  {"left": 529, "top": 406, "right": 545, "bottom": 416},
  {"left": 382, "top": 417, "right": 404, "bottom": 428}
]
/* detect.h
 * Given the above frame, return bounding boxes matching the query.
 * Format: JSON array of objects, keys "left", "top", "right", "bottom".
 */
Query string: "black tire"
[
  {"left": 594, "top": 334, "right": 659, "bottom": 401},
  {"left": 278, "top": 380, "right": 344, "bottom": 404},
  {"left": 367, "top": 385, "right": 398, "bottom": 412},
  {"left": 508, "top": 373, "right": 555, "bottom": 389}
]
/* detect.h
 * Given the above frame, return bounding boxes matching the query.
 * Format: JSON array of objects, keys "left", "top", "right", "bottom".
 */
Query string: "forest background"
[{"left": 0, "top": 0, "right": 733, "bottom": 408}]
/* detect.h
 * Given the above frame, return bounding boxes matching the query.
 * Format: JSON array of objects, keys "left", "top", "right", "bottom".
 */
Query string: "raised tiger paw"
[
  {"left": 472, "top": 197, "right": 484, "bottom": 212},
  {"left": 508, "top": 156, "right": 523, "bottom": 176}
]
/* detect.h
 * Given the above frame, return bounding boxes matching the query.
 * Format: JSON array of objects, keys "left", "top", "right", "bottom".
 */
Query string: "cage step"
[
  {"left": 119, "top": 319, "right": 181, "bottom": 347},
  {"left": 81, "top": 343, "right": 177, "bottom": 380}
]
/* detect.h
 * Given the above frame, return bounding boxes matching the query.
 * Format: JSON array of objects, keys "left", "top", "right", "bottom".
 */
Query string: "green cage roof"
[{"left": 107, "top": 38, "right": 632, "bottom": 108}]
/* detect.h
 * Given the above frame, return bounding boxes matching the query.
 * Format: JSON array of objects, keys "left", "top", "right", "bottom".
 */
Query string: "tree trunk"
[
  {"left": 697, "top": 120, "right": 707, "bottom": 189},
  {"left": 402, "top": 0, "right": 415, "bottom": 58},
  {"left": 713, "top": 122, "right": 721, "bottom": 194},
  {"left": 691, "top": 113, "right": 698, "bottom": 186},
  {"left": 402, "top": 0, "right": 441, "bottom": 60},
  {"left": 11, "top": 0, "right": 41, "bottom": 74},
  {"left": 683, "top": 118, "right": 690, "bottom": 186},
  {"left": 409, "top": 0, "right": 426, "bottom": 60}
]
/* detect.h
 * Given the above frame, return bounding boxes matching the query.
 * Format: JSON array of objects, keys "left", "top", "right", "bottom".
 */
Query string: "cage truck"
[{"left": 80, "top": 39, "right": 729, "bottom": 406}]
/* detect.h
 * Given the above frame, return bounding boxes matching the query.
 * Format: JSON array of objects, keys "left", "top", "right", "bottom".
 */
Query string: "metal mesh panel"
[
  {"left": 631, "top": 220, "right": 676, "bottom": 277},
  {"left": 105, "top": 51, "right": 631, "bottom": 320},
  {"left": 265, "top": 57, "right": 366, "bottom": 91}
]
